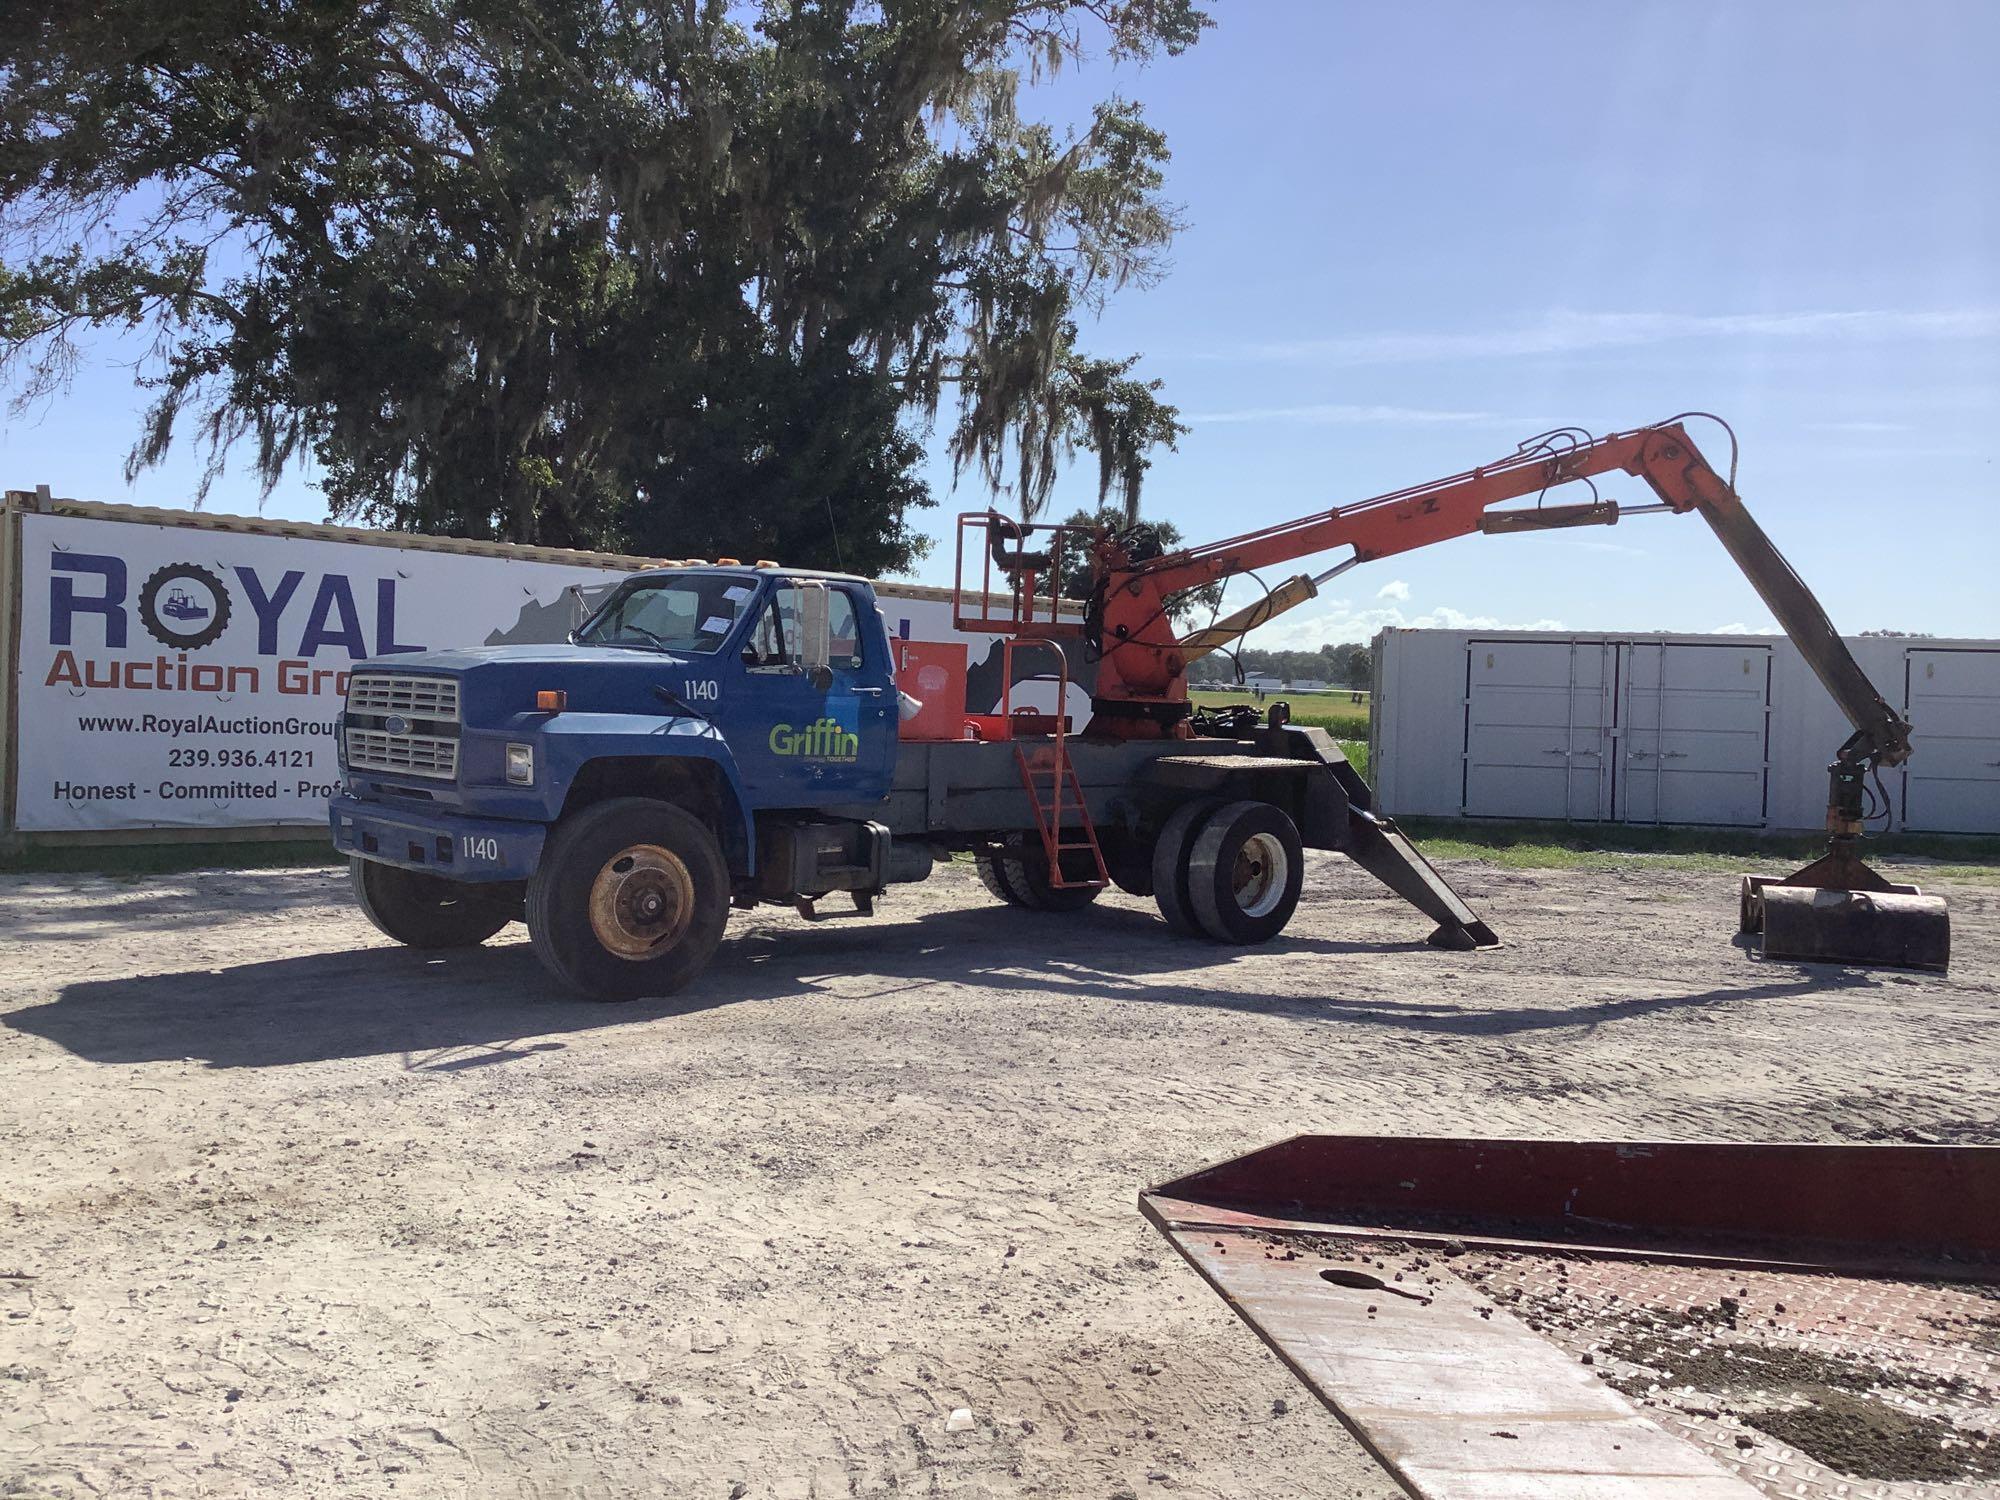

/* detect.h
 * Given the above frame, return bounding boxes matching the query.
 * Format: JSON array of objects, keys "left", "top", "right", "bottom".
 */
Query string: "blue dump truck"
[{"left": 331, "top": 559, "right": 1496, "bottom": 999}]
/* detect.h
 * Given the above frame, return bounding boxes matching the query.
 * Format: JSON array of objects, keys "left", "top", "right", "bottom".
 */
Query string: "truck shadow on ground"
[
  {"left": 0, "top": 868, "right": 346, "bottom": 943},
  {"left": 7, "top": 900, "right": 1879, "bottom": 1071}
]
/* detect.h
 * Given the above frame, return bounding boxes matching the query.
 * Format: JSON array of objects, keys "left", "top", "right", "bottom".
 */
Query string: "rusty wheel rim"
[
  {"left": 587, "top": 843, "right": 695, "bottom": 961},
  {"left": 1232, "top": 832, "right": 1288, "bottom": 919}
]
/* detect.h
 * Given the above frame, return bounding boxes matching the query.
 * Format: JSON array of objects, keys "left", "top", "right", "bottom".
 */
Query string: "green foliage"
[
  {"left": 1054, "top": 502, "right": 1219, "bottom": 625},
  {"left": 1188, "top": 688, "right": 1369, "bottom": 740},
  {"left": 0, "top": 0, "right": 1209, "bottom": 570}
]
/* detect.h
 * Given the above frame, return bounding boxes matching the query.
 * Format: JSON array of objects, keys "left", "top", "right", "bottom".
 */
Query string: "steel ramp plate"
[{"left": 1140, "top": 1137, "right": 2000, "bottom": 1500}]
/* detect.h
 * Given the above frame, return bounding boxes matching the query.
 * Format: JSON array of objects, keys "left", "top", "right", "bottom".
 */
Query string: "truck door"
[{"left": 734, "top": 580, "right": 896, "bottom": 807}]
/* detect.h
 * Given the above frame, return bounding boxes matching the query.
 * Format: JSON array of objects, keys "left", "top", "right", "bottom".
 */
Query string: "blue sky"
[{"left": 6, "top": 0, "right": 1996, "bottom": 643}]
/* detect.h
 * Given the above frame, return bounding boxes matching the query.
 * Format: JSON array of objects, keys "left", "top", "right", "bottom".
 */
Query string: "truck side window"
[
  {"left": 747, "top": 586, "right": 866, "bottom": 670},
  {"left": 827, "top": 590, "right": 864, "bottom": 669},
  {"left": 747, "top": 588, "right": 798, "bottom": 667}
]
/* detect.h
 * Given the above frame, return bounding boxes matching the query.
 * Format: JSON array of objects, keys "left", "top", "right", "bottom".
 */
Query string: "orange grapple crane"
[{"left": 956, "top": 416, "right": 1949, "bottom": 970}]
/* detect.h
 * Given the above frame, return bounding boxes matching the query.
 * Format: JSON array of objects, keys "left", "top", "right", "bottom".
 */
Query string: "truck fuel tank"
[{"left": 758, "top": 818, "right": 934, "bottom": 900}]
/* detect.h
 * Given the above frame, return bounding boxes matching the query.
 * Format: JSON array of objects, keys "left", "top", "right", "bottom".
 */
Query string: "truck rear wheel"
[
  {"left": 351, "top": 858, "right": 516, "bottom": 949},
  {"left": 1100, "top": 830, "right": 1156, "bottom": 898},
  {"left": 526, "top": 797, "right": 730, "bottom": 1000},
  {"left": 975, "top": 847, "right": 1034, "bottom": 906},
  {"left": 1188, "top": 800, "right": 1304, "bottom": 944},
  {"left": 1001, "top": 834, "right": 1101, "bottom": 912},
  {"left": 1151, "top": 797, "right": 1225, "bottom": 936}
]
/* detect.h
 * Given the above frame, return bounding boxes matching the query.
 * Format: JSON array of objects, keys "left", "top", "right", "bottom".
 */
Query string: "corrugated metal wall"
[{"left": 1372, "top": 629, "right": 2000, "bottom": 834}]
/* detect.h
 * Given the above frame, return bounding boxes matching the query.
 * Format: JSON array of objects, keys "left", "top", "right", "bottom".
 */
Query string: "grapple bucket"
[
  {"left": 1141, "top": 1136, "right": 2000, "bottom": 1500},
  {"left": 1755, "top": 885, "right": 1950, "bottom": 969},
  {"left": 1738, "top": 841, "right": 1950, "bottom": 972}
]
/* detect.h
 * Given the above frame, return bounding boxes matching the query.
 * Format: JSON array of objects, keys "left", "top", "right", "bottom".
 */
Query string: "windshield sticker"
[
  {"left": 721, "top": 585, "right": 752, "bottom": 602},
  {"left": 699, "top": 615, "right": 734, "bottom": 634}
]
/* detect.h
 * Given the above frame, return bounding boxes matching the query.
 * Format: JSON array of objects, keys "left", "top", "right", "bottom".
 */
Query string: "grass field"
[
  {"left": 0, "top": 838, "right": 335, "bottom": 877},
  {"left": 1398, "top": 816, "right": 2000, "bottom": 883},
  {"left": 1188, "top": 686, "right": 1371, "bottom": 776},
  {"left": 8, "top": 819, "right": 1998, "bottom": 883}
]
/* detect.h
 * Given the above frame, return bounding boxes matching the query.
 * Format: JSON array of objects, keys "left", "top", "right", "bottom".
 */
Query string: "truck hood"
[
  {"left": 352, "top": 644, "right": 725, "bottom": 722},
  {"left": 364, "top": 644, "right": 682, "bottom": 672}
]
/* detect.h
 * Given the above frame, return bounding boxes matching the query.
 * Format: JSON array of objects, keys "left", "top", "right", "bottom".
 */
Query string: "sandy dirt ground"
[{"left": 1, "top": 852, "right": 1996, "bottom": 1499}]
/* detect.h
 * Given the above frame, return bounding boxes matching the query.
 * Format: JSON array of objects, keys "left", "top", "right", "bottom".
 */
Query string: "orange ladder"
[{"left": 1001, "top": 640, "right": 1107, "bottom": 891}]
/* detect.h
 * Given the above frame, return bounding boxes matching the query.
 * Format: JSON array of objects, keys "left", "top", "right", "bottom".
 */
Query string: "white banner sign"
[{"left": 10, "top": 512, "right": 992, "bottom": 831}]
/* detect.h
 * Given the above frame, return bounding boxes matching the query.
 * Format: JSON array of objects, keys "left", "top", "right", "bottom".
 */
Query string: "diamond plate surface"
[{"left": 1454, "top": 1251, "right": 2000, "bottom": 1498}]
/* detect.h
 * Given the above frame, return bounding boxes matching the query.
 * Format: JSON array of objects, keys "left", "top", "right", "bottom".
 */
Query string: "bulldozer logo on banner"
[{"left": 137, "top": 563, "right": 232, "bottom": 650}]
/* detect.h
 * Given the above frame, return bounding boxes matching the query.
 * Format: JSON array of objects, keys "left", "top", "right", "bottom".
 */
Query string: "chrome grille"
[
  {"left": 346, "top": 673, "right": 460, "bottom": 722},
  {"left": 344, "top": 728, "right": 459, "bottom": 781}
]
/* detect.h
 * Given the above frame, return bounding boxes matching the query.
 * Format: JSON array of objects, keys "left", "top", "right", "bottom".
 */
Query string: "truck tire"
[
  {"left": 1151, "top": 797, "right": 1225, "bottom": 936},
  {"left": 526, "top": 797, "right": 730, "bottom": 1000},
  {"left": 1101, "top": 830, "right": 1156, "bottom": 898},
  {"left": 351, "top": 858, "right": 516, "bottom": 949},
  {"left": 975, "top": 849, "right": 1034, "bottom": 907},
  {"left": 1187, "top": 800, "right": 1304, "bottom": 944},
  {"left": 1000, "top": 833, "right": 1101, "bottom": 912}
]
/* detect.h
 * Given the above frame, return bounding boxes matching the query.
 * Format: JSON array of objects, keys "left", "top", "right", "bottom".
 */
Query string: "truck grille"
[
  {"left": 346, "top": 673, "right": 460, "bottom": 722},
  {"left": 344, "top": 728, "right": 459, "bottom": 781}
]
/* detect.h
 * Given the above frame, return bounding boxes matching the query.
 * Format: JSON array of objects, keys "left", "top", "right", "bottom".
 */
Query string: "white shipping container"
[{"left": 1372, "top": 628, "right": 2000, "bottom": 835}]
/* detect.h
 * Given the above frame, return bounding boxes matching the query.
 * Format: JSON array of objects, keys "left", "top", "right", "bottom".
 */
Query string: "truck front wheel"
[
  {"left": 526, "top": 797, "right": 730, "bottom": 1000},
  {"left": 351, "top": 858, "right": 517, "bottom": 949}
]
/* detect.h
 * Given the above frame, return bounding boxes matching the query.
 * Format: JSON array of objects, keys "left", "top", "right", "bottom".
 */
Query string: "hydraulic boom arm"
[
  {"left": 956, "top": 416, "right": 1949, "bottom": 969},
  {"left": 1098, "top": 422, "right": 1911, "bottom": 778}
]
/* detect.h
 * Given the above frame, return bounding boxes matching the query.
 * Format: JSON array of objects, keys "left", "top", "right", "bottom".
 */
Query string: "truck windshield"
[{"left": 575, "top": 575, "right": 755, "bottom": 653}]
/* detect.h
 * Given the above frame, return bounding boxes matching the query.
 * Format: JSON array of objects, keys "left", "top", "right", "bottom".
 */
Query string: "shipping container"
[{"left": 1371, "top": 627, "right": 2000, "bottom": 834}]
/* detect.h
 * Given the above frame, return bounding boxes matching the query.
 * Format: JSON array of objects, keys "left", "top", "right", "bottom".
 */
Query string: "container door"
[
  {"left": 1618, "top": 643, "right": 1771, "bottom": 826},
  {"left": 1903, "top": 648, "right": 2000, "bottom": 833},
  {"left": 1461, "top": 640, "right": 1613, "bottom": 820}
]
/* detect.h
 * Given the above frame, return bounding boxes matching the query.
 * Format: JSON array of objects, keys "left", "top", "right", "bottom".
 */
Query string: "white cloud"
[
  {"left": 1713, "top": 622, "right": 1784, "bottom": 636},
  {"left": 1206, "top": 307, "right": 2000, "bottom": 366},
  {"left": 1185, "top": 402, "right": 1512, "bottom": 426},
  {"left": 1376, "top": 579, "right": 1411, "bottom": 601},
  {"left": 1239, "top": 595, "right": 1567, "bottom": 649}
]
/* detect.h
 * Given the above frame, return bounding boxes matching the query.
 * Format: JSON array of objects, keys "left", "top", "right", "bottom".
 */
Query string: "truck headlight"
[{"left": 505, "top": 742, "right": 535, "bottom": 785}]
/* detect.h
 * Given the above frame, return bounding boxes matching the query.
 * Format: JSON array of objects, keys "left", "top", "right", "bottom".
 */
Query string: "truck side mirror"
[{"left": 797, "top": 581, "right": 834, "bottom": 692}]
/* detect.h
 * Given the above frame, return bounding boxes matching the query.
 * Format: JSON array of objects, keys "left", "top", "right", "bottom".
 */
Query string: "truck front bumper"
[{"left": 329, "top": 794, "right": 545, "bottom": 883}]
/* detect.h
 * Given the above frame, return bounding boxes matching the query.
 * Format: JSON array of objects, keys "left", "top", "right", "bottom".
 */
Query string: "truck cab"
[{"left": 331, "top": 564, "right": 912, "bottom": 996}]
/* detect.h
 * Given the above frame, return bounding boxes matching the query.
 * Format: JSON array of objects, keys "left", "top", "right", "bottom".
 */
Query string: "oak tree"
[{"left": 1, "top": 0, "right": 1205, "bottom": 574}]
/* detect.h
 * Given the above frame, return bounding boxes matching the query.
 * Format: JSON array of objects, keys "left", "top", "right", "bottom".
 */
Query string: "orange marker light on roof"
[
  {"left": 755, "top": 558, "right": 779, "bottom": 569},
  {"left": 716, "top": 556, "right": 741, "bottom": 566},
  {"left": 536, "top": 690, "right": 567, "bottom": 712}
]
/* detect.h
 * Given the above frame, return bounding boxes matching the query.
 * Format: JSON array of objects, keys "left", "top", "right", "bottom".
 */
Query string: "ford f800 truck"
[
  {"left": 330, "top": 559, "right": 1497, "bottom": 999},
  {"left": 333, "top": 420, "right": 1948, "bottom": 999}
]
